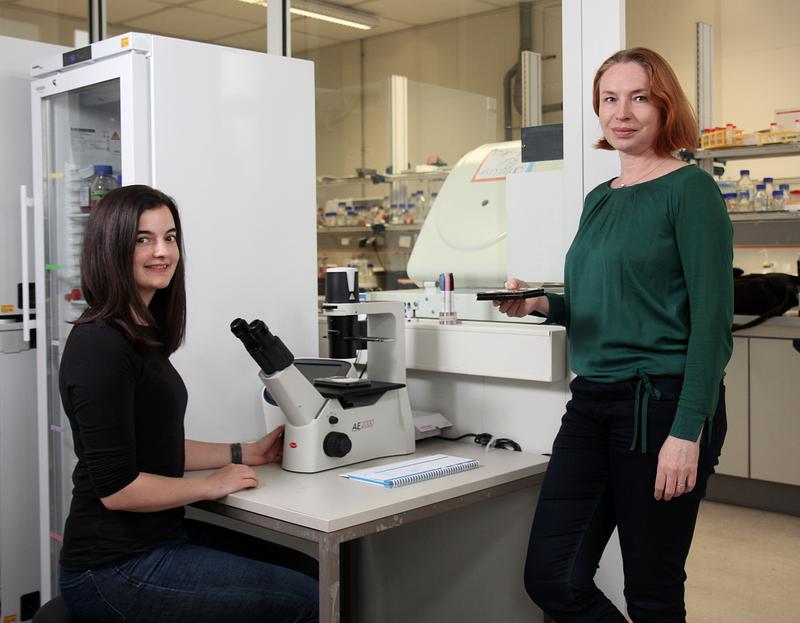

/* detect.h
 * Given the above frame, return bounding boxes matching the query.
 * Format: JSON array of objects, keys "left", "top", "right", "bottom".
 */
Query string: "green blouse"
[{"left": 544, "top": 165, "right": 733, "bottom": 443}]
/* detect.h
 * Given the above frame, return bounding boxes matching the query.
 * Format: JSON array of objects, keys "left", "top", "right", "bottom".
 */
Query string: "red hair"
[{"left": 592, "top": 47, "right": 697, "bottom": 156}]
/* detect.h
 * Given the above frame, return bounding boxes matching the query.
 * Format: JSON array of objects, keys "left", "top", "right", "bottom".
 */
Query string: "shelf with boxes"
[
  {"left": 316, "top": 169, "right": 446, "bottom": 292},
  {"left": 696, "top": 141, "right": 800, "bottom": 164},
  {"left": 695, "top": 141, "right": 800, "bottom": 247},
  {"left": 317, "top": 168, "right": 450, "bottom": 187},
  {"left": 316, "top": 169, "right": 445, "bottom": 228},
  {"left": 316, "top": 223, "right": 424, "bottom": 292}
]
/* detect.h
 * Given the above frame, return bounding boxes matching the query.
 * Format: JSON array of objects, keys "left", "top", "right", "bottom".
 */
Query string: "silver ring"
[{"left": 676, "top": 483, "right": 686, "bottom": 488}]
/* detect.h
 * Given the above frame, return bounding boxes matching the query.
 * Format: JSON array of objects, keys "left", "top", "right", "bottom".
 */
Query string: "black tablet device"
[{"left": 475, "top": 288, "right": 546, "bottom": 301}]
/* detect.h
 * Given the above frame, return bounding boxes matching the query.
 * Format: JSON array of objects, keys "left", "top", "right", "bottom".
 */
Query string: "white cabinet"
[
  {"left": 750, "top": 338, "right": 800, "bottom": 486},
  {"left": 404, "top": 319, "right": 567, "bottom": 382},
  {"left": 718, "top": 337, "right": 749, "bottom": 478},
  {"left": 718, "top": 332, "right": 800, "bottom": 486}
]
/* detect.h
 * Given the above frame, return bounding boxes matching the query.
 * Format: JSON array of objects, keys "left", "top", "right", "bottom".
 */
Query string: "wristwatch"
[{"left": 230, "top": 442, "right": 243, "bottom": 464}]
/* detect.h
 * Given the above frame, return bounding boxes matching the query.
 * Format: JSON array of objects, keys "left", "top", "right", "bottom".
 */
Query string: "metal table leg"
[{"left": 319, "top": 532, "right": 341, "bottom": 623}]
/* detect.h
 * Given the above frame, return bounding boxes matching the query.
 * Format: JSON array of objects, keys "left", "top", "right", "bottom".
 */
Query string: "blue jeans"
[
  {"left": 524, "top": 376, "right": 726, "bottom": 623},
  {"left": 60, "top": 539, "right": 319, "bottom": 623}
]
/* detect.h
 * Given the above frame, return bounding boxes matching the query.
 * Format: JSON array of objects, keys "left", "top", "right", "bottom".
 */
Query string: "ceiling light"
[
  {"left": 237, "top": 0, "right": 378, "bottom": 31},
  {"left": 291, "top": 6, "right": 374, "bottom": 31}
]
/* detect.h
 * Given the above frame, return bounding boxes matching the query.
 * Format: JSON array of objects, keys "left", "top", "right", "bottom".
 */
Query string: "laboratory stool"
[{"left": 32, "top": 596, "right": 76, "bottom": 623}]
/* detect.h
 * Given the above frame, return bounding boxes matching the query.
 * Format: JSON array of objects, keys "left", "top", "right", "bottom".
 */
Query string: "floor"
[{"left": 685, "top": 501, "right": 800, "bottom": 622}]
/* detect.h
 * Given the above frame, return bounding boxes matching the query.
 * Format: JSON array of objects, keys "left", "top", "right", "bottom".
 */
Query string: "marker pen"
[{"left": 439, "top": 272, "right": 457, "bottom": 325}]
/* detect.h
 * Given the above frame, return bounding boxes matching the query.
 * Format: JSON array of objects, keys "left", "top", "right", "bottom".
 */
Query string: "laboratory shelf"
[
  {"left": 729, "top": 211, "right": 800, "bottom": 222},
  {"left": 697, "top": 141, "right": 800, "bottom": 243},
  {"left": 695, "top": 142, "right": 800, "bottom": 162},
  {"left": 730, "top": 212, "right": 800, "bottom": 246},
  {"left": 317, "top": 168, "right": 450, "bottom": 187},
  {"left": 317, "top": 223, "right": 422, "bottom": 234}
]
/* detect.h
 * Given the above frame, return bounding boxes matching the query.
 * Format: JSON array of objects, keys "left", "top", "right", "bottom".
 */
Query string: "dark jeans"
[
  {"left": 59, "top": 521, "right": 319, "bottom": 623},
  {"left": 524, "top": 376, "right": 726, "bottom": 623}
]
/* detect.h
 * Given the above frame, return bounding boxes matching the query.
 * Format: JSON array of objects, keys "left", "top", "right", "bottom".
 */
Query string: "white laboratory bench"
[
  {"left": 190, "top": 439, "right": 549, "bottom": 623},
  {"left": 732, "top": 311, "right": 800, "bottom": 339}
]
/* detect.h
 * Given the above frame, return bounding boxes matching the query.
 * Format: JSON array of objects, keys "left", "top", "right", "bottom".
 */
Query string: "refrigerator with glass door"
[
  {"left": 29, "top": 33, "right": 319, "bottom": 600},
  {"left": 1, "top": 34, "right": 66, "bottom": 623}
]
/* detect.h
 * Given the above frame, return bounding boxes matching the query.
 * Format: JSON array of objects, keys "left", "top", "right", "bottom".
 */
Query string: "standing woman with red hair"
[{"left": 499, "top": 48, "right": 732, "bottom": 621}]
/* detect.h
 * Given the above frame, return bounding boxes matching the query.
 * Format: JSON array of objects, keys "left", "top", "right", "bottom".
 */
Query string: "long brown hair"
[
  {"left": 592, "top": 47, "right": 698, "bottom": 156},
  {"left": 77, "top": 185, "right": 186, "bottom": 354}
]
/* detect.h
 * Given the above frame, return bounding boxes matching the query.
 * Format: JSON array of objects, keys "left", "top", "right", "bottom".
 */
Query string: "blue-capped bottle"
[
  {"left": 778, "top": 184, "right": 791, "bottom": 210},
  {"left": 771, "top": 190, "right": 785, "bottom": 211},
  {"left": 722, "top": 192, "right": 738, "bottom": 213},
  {"left": 737, "top": 191, "right": 751, "bottom": 213},
  {"left": 335, "top": 201, "right": 346, "bottom": 227},
  {"left": 406, "top": 195, "right": 417, "bottom": 224},
  {"left": 753, "top": 184, "right": 768, "bottom": 211},
  {"left": 763, "top": 176, "right": 775, "bottom": 198},
  {"left": 89, "top": 165, "right": 118, "bottom": 210},
  {"left": 736, "top": 169, "right": 755, "bottom": 209}
]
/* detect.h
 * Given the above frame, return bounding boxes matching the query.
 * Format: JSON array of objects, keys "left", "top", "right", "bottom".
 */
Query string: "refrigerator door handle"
[{"left": 20, "top": 184, "right": 33, "bottom": 342}]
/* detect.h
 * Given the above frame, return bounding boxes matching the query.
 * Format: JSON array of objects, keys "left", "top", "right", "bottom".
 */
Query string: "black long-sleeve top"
[{"left": 58, "top": 319, "right": 188, "bottom": 570}]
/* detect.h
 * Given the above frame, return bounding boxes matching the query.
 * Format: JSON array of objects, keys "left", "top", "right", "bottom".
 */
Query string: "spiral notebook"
[{"left": 343, "top": 454, "right": 480, "bottom": 488}]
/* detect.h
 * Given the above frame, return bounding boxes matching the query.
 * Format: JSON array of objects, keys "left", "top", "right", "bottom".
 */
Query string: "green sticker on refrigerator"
[{"left": 45, "top": 263, "right": 60, "bottom": 271}]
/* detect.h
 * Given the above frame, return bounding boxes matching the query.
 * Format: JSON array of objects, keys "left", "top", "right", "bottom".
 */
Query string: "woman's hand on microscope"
[
  {"left": 244, "top": 425, "right": 285, "bottom": 466},
  {"left": 495, "top": 278, "right": 549, "bottom": 317}
]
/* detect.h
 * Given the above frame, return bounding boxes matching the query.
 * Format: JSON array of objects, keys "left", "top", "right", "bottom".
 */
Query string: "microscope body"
[
  {"left": 262, "top": 364, "right": 414, "bottom": 473},
  {"left": 282, "top": 299, "right": 415, "bottom": 472}
]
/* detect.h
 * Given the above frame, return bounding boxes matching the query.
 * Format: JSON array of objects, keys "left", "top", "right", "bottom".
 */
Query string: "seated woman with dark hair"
[{"left": 58, "top": 184, "right": 318, "bottom": 623}]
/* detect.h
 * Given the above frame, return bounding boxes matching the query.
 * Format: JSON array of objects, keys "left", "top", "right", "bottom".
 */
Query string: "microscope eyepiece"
[
  {"left": 230, "top": 317, "right": 249, "bottom": 336},
  {"left": 248, "top": 320, "right": 280, "bottom": 351},
  {"left": 230, "top": 318, "right": 259, "bottom": 350},
  {"left": 248, "top": 319, "right": 271, "bottom": 340},
  {"left": 230, "top": 317, "right": 295, "bottom": 375}
]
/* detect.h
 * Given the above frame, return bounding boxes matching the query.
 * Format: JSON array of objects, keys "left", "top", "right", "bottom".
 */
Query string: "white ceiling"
[{"left": 2, "top": 0, "right": 535, "bottom": 53}]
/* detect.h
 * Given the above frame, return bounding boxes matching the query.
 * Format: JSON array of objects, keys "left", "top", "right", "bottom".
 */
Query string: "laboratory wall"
[
  {"left": 731, "top": 247, "right": 798, "bottom": 276},
  {"left": 625, "top": 0, "right": 723, "bottom": 126},
  {"left": 0, "top": 4, "right": 86, "bottom": 46},
  {"left": 627, "top": 0, "right": 800, "bottom": 179},
  {"left": 300, "top": 0, "right": 563, "bottom": 180},
  {"left": 718, "top": 0, "right": 800, "bottom": 180},
  {"left": 628, "top": 0, "right": 800, "bottom": 275},
  {"left": 628, "top": 0, "right": 800, "bottom": 175}
]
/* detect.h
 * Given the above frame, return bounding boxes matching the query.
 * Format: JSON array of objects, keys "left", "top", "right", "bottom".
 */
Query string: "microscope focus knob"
[{"left": 323, "top": 432, "right": 352, "bottom": 458}]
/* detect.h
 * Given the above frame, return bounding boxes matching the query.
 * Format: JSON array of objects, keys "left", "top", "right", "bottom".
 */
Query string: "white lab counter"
[
  {"left": 190, "top": 439, "right": 549, "bottom": 623},
  {"left": 732, "top": 311, "right": 800, "bottom": 339}
]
